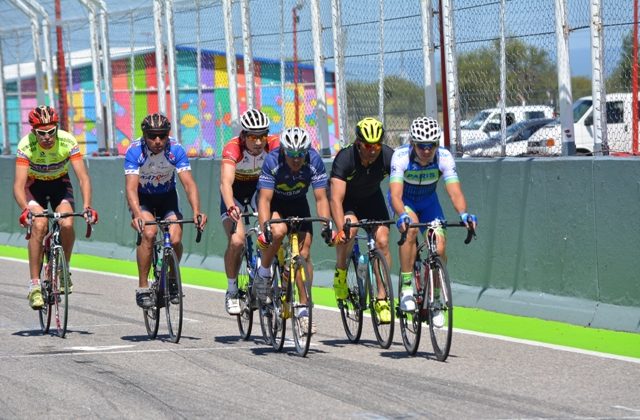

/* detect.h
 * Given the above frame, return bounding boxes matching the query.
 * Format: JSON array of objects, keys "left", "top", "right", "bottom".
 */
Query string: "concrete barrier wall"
[{"left": 1, "top": 155, "right": 639, "bottom": 333}]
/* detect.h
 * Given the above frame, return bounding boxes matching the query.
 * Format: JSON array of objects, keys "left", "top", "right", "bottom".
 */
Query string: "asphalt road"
[{"left": 1, "top": 258, "right": 639, "bottom": 419}]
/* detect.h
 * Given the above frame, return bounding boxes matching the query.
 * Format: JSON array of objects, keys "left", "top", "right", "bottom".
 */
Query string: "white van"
[
  {"left": 460, "top": 105, "right": 555, "bottom": 144},
  {"left": 527, "top": 93, "right": 638, "bottom": 155}
]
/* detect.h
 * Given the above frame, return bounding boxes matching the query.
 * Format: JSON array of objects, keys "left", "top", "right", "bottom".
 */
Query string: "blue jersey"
[
  {"left": 124, "top": 137, "right": 191, "bottom": 194},
  {"left": 257, "top": 149, "right": 328, "bottom": 201}
]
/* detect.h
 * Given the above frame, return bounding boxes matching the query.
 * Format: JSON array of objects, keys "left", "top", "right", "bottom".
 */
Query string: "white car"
[{"left": 462, "top": 118, "right": 555, "bottom": 157}]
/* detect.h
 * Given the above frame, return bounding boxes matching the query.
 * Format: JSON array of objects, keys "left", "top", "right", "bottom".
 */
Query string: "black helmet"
[{"left": 141, "top": 113, "right": 171, "bottom": 133}]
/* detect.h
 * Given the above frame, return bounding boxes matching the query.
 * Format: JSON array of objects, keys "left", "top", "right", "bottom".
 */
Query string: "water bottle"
[{"left": 357, "top": 254, "right": 368, "bottom": 281}]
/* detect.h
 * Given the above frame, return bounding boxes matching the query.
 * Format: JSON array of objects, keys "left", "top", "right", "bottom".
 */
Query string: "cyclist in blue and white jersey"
[
  {"left": 390, "top": 117, "right": 477, "bottom": 318},
  {"left": 124, "top": 113, "right": 208, "bottom": 308},
  {"left": 254, "top": 127, "right": 334, "bottom": 334}
]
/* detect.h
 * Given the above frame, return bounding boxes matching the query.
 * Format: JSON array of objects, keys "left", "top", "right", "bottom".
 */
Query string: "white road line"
[{"left": 612, "top": 405, "right": 640, "bottom": 413}]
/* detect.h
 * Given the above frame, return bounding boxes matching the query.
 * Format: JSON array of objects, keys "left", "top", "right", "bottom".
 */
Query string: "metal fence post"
[
  {"left": 442, "top": 0, "right": 460, "bottom": 154},
  {"left": 420, "top": 0, "right": 437, "bottom": 118},
  {"left": 331, "top": 0, "right": 347, "bottom": 146},
  {"left": 555, "top": 0, "right": 575, "bottom": 156},
  {"left": 153, "top": 0, "right": 166, "bottom": 115},
  {"left": 223, "top": 0, "right": 239, "bottom": 131},
  {"left": 309, "top": 0, "right": 330, "bottom": 156},
  {"left": 0, "top": 39, "right": 9, "bottom": 154},
  {"left": 378, "top": 0, "right": 385, "bottom": 123},
  {"left": 499, "top": 0, "right": 507, "bottom": 156},
  {"left": 165, "top": 0, "right": 179, "bottom": 140},
  {"left": 240, "top": 0, "right": 255, "bottom": 110},
  {"left": 590, "top": 0, "right": 607, "bottom": 156}
]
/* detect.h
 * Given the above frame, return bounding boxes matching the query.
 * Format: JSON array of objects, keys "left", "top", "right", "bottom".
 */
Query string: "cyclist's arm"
[
  {"left": 220, "top": 162, "right": 237, "bottom": 210},
  {"left": 177, "top": 170, "right": 206, "bottom": 225},
  {"left": 257, "top": 187, "right": 274, "bottom": 232},
  {"left": 329, "top": 177, "right": 347, "bottom": 231},
  {"left": 389, "top": 181, "right": 405, "bottom": 217},
  {"left": 70, "top": 157, "right": 92, "bottom": 208},
  {"left": 125, "top": 174, "right": 143, "bottom": 218},
  {"left": 13, "top": 163, "right": 29, "bottom": 210},
  {"left": 314, "top": 187, "right": 331, "bottom": 221},
  {"left": 444, "top": 181, "right": 468, "bottom": 215}
]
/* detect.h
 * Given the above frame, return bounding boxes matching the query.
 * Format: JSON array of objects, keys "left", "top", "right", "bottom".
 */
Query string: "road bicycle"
[
  {"left": 397, "top": 219, "right": 475, "bottom": 360},
  {"left": 263, "top": 216, "right": 332, "bottom": 357},
  {"left": 340, "top": 219, "right": 395, "bottom": 348},
  {"left": 231, "top": 200, "right": 271, "bottom": 342},
  {"left": 136, "top": 216, "right": 202, "bottom": 343},
  {"left": 26, "top": 210, "right": 92, "bottom": 338}
]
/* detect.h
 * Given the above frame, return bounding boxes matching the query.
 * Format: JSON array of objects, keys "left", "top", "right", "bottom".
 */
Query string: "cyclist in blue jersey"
[
  {"left": 124, "top": 113, "right": 208, "bottom": 308},
  {"left": 390, "top": 117, "right": 477, "bottom": 321},
  {"left": 254, "top": 127, "right": 334, "bottom": 335}
]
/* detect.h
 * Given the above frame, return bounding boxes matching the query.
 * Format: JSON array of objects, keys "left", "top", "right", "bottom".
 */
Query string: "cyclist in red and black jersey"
[
  {"left": 330, "top": 117, "right": 394, "bottom": 323},
  {"left": 220, "top": 108, "right": 279, "bottom": 314}
]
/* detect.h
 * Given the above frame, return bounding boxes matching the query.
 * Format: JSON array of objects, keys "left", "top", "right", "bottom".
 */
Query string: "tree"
[{"left": 606, "top": 31, "right": 634, "bottom": 93}]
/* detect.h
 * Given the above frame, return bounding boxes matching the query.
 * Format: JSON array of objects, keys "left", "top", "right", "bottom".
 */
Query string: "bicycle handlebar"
[
  {"left": 264, "top": 216, "right": 333, "bottom": 245},
  {"left": 25, "top": 210, "right": 93, "bottom": 240},
  {"left": 397, "top": 220, "right": 476, "bottom": 246},
  {"left": 230, "top": 210, "right": 258, "bottom": 235},
  {"left": 135, "top": 215, "right": 203, "bottom": 246},
  {"left": 343, "top": 219, "right": 395, "bottom": 241}
]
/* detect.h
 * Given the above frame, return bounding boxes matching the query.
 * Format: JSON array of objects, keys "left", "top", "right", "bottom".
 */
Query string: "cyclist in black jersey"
[{"left": 329, "top": 117, "right": 394, "bottom": 323}]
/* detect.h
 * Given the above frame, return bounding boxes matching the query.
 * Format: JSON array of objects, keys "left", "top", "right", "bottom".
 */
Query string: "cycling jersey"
[
  {"left": 257, "top": 149, "right": 328, "bottom": 201},
  {"left": 16, "top": 129, "right": 82, "bottom": 181},
  {"left": 330, "top": 143, "right": 394, "bottom": 201},
  {"left": 124, "top": 137, "right": 191, "bottom": 194},
  {"left": 390, "top": 144, "right": 459, "bottom": 204},
  {"left": 222, "top": 134, "right": 280, "bottom": 200}
]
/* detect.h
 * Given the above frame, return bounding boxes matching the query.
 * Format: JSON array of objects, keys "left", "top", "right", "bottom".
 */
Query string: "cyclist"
[
  {"left": 220, "top": 108, "right": 279, "bottom": 315},
  {"left": 329, "top": 117, "right": 394, "bottom": 323},
  {"left": 14, "top": 105, "right": 98, "bottom": 309},
  {"left": 390, "top": 117, "right": 477, "bottom": 323},
  {"left": 124, "top": 113, "right": 208, "bottom": 308},
  {"left": 255, "top": 127, "right": 334, "bottom": 335}
]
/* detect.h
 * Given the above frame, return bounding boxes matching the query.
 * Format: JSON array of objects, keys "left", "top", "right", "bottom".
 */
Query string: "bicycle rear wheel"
[
  {"left": 236, "top": 248, "right": 253, "bottom": 340},
  {"left": 38, "top": 257, "right": 51, "bottom": 334},
  {"left": 51, "top": 247, "right": 69, "bottom": 338},
  {"left": 428, "top": 257, "right": 453, "bottom": 361},
  {"left": 164, "top": 249, "right": 183, "bottom": 343},
  {"left": 398, "top": 263, "right": 422, "bottom": 356},
  {"left": 369, "top": 250, "right": 394, "bottom": 349},
  {"left": 338, "top": 253, "right": 364, "bottom": 343},
  {"left": 290, "top": 256, "right": 312, "bottom": 357},
  {"left": 265, "top": 264, "right": 286, "bottom": 351}
]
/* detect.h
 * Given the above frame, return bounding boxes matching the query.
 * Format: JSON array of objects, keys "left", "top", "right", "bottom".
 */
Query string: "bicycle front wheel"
[
  {"left": 236, "top": 248, "right": 253, "bottom": 340},
  {"left": 143, "top": 253, "right": 160, "bottom": 339},
  {"left": 369, "top": 250, "right": 394, "bottom": 349},
  {"left": 265, "top": 263, "right": 286, "bottom": 351},
  {"left": 51, "top": 247, "right": 69, "bottom": 338},
  {"left": 164, "top": 249, "right": 183, "bottom": 343},
  {"left": 428, "top": 257, "right": 453, "bottom": 361},
  {"left": 398, "top": 263, "right": 422, "bottom": 356},
  {"left": 291, "top": 256, "right": 312, "bottom": 357},
  {"left": 38, "top": 257, "right": 51, "bottom": 334},
  {"left": 339, "top": 253, "right": 364, "bottom": 343}
]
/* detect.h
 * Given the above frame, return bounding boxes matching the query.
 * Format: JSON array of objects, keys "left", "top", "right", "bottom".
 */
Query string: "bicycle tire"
[
  {"left": 428, "top": 257, "right": 453, "bottom": 361},
  {"left": 398, "top": 262, "right": 422, "bottom": 355},
  {"left": 38, "top": 257, "right": 52, "bottom": 334},
  {"left": 143, "top": 249, "right": 161, "bottom": 339},
  {"left": 236, "top": 247, "right": 253, "bottom": 340},
  {"left": 267, "top": 263, "right": 286, "bottom": 351},
  {"left": 338, "top": 252, "right": 364, "bottom": 343},
  {"left": 368, "top": 249, "right": 394, "bottom": 349},
  {"left": 164, "top": 248, "right": 183, "bottom": 343},
  {"left": 51, "top": 247, "right": 69, "bottom": 338},
  {"left": 290, "top": 255, "right": 312, "bottom": 357}
]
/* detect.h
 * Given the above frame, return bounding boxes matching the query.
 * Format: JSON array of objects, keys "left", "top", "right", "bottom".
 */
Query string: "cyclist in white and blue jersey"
[
  {"left": 124, "top": 113, "right": 208, "bottom": 308},
  {"left": 390, "top": 117, "right": 477, "bottom": 315}
]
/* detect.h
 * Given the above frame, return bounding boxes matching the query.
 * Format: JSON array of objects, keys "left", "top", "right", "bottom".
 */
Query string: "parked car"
[
  {"left": 528, "top": 93, "right": 639, "bottom": 155},
  {"left": 462, "top": 118, "right": 556, "bottom": 157},
  {"left": 460, "top": 105, "right": 555, "bottom": 145}
]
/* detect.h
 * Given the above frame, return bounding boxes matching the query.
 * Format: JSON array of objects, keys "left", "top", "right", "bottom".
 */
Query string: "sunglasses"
[
  {"left": 35, "top": 127, "right": 57, "bottom": 137},
  {"left": 360, "top": 142, "right": 382, "bottom": 151},
  {"left": 414, "top": 142, "right": 436, "bottom": 151},
  {"left": 146, "top": 132, "right": 169, "bottom": 140},
  {"left": 246, "top": 133, "right": 267, "bottom": 142},
  {"left": 284, "top": 149, "right": 307, "bottom": 159}
]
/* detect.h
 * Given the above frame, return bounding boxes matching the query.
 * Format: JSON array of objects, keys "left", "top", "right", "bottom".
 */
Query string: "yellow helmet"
[{"left": 355, "top": 117, "right": 384, "bottom": 144}]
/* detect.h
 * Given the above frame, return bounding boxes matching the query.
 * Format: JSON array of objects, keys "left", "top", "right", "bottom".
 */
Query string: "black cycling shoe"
[{"left": 136, "top": 289, "right": 154, "bottom": 309}]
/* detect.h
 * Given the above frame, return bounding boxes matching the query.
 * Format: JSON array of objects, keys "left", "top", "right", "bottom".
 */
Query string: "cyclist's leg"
[
  {"left": 221, "top": 198, "right": 245, "bottom": 285},
  {"left": 24, "top": 181, "right": 48, "bottom": 308},
  {"left": 398, "top": 201, "right": 420, "bottom": 311},
  {"left": 136, "top": 210, "right": 158, "bottom": 288},
  {"left": 333, "top": 206, "right": 357, "bottom": 300},
  {"left": 357, "top": 191, "right": 391, "bottom": 300},
  {"left": 52, "top": 175, "right": 75, "bottom": 265}
]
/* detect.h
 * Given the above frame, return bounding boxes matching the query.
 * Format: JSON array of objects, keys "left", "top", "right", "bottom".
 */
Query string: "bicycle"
[
  {"left": 230, "top": 200, "right": 271, "bottom": 342},
  {"left": 26, "top": 210, "right": 92, "bottom": 338},
  {"left": 136, "top": 216, "right": 202, "bottom": 343},
  {"left": 340, "top": 219, "right": 395, "bottom": 349},
  {"left": 262, "top": 216, "right": 332, "bottom": 357},
  {"left": 397, "top": 219, "right": 475, "bottom": 360}
]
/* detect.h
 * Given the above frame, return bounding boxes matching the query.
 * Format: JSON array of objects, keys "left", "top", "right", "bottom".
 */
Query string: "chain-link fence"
[{"left": 1, "top": 0, "right": 639, "bottom": 157}]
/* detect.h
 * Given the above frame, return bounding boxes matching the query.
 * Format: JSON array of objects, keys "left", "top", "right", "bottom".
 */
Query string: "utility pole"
[{"left": 55, "top": 0, "right": 69, "bottom": 131}]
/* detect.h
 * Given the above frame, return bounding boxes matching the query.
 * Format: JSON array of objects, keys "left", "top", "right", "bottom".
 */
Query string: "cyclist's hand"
[
  {"left": 332, "top": 229, "right": 347, "bottom": 245},
  {"left": 459, "top": 212, "right": 478, "bottom": 229},
  {"left": 257, "top": 232, "right": 270, "bottom": 250},
  {"left": 19, "top": 208, "right": 31, "bottom": 227},
  {"left": 226, "top": 205, "right": 241, "bottom": 223},
  {"left": 396, "top": 212, "right": 411, "bottom": 233},
  {"left": 195, "top": 212, "right": 208, "bottom": 230},
  {"left": 84, "top": 206, "right": 99, "bottom": 224},
  {"left": 131, "top": 217, "right": 144, "bottom": 233}
]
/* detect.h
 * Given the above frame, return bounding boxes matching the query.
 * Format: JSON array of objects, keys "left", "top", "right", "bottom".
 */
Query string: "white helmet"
[
  {"left": 280, "top": 127, "right": 311, "bottom": 152},
  {"left": 410, "top": 117, "right": 441, "bottom": 144},
  {"left": 240, "top": 108, "right": 270, "bottom": 134}
]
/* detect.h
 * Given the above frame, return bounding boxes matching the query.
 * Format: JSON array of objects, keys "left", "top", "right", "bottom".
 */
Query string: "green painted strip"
[{"left": 2, "top": 244, "right": 638, "bottom": 359}]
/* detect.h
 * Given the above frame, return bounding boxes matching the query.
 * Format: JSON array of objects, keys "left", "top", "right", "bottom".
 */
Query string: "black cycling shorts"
[
  {"left": 270, "top": 196, "right": 313, "bottom": 235},
  {"left": 25, "top": 175, "right": 75, "bottom": 210},
  {"left": 343, "top": 189, "right": 390, "bottom": 221},
  {"left": 138, "top": 190, "right": 183, "bottom": 219}
]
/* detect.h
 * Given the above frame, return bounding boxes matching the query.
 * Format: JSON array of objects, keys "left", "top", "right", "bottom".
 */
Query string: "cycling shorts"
[
  {"left": 219, "top": 192, "right": 257, "bottom": 222},
  {"left": 270, "top": 196, "right": 313, "bottom": 235},
  {"left": 343, "top": 189, "right": 390, "bottom": 221},
  {"left": 26, "top": 175, "right": 75, "bottom": 210},
  {"left": 137, "top": 190, "right": 183, "bottom": 219}
]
